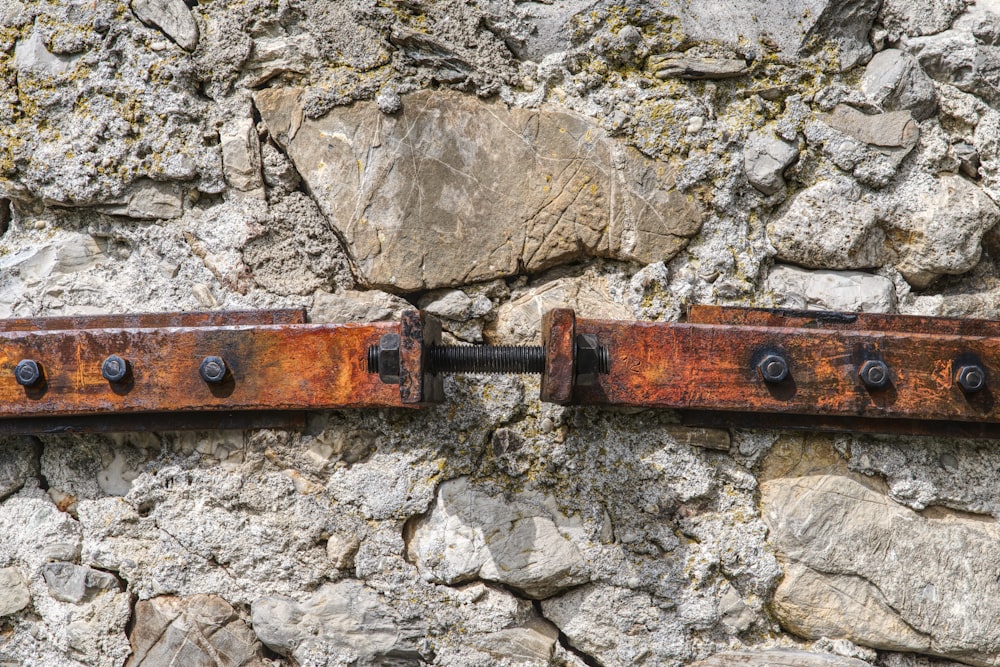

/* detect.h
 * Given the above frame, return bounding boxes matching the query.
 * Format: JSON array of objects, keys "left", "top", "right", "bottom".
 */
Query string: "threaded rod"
[{"left": 430, "top": 345, "right": 545, "bottom": 374}]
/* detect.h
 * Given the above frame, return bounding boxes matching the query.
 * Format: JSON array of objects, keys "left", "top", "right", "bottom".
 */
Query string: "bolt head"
[
  {"left": 757, "top": 354, "right": 789, "bottom": 383},
  {"left": 102, "top": 355, "right": 129, "bottom": 383},
  {"left": 957, "top": 364, "right": 987, "bottom": 393},
  {"left": 377, "top": 333, "right": 401, "bottom": 384},
  {"left": 14, "top": 359, "right": 41, "bottom": 387},
  {"left": 859, "top": 359, "right": 890, "bottom": 389},
  {"left": 199, "top": 356, "right": 228, "bottom": 384}
]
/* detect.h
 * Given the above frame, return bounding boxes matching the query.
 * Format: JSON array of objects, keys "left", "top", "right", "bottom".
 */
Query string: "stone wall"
[{"left": 0, "top": 1, "right": 998, "bottom": 666}]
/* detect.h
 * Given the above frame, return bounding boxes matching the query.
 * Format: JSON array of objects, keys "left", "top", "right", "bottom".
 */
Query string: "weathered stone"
[
  {"left": 658, "top": 0, "right": 880, "bottom": 69},
  {"left": 256, "top": 88, "right": 704, "bottom": 291},
  {"left": 251, "top": 580, "right": 424, "bottom": 665},
  {"left": 95, "top": 180, "right": 184, "bottom": 220},
  {"left": 763, "top": 474, "right": 1000, "bottom": 665},
  {"left": 491, "top": 276, "right": 631, "bottom": 345},
  {"left": 128, "top": 595, "right": 265, "bottom": 667},
  {"left": 649, "top": 53, "right": 749, "bottom": 79},
  {"left": 471, "top": 616, "right": 559, "bottom": 663},
  {"left": 766, "top": 264, "right": 896, "bottom": 312},
  {"left": 907, "top": 19, "right": 1000, "bottom": 107},
  {"left": 541, "top": 584, "right": 686, "bottom": 667},
  {"left": 14, "top": 29, "right": 80, "bottom": 76},
  {"left": 260, "top": 143, "right": 300, "bottom": 194},
  {"left": 743, "top": 131, "right": 799, "bottom": 195},
  {"left": 310, "top": 289, "right": 412, "bottom": 324},
  {"left": 861, "top": 49, "right": 938, "bottom": 120},
  {"left": 767, "top": 180, "right": 885, "bottom": 270},
  {"left": 882, "top": 173, "right": 1000, "bottom": 288},
  {"left": 0, "top": 438, "right": 40, "bottom": 502},
  {"left": 0, "top": 568, "right": 30, "bottom": 617},
  {"left": 244, "top": 33, "right": 320, "bottom": 87},
  {"left": 42, "top": 563, "right": 120, "bottom": 604},
  {"left": 880, "top": 0, "right": 970, "bottom": 37},
  {"left": 326, "top": 532, "right": 361, "bottom": 570},
  {"left": 220, "top": 118, "right": 263, "bottom": 192},
  {"left": 131, "top": 0, "right": 199, "bottom": 51},
  {"left": 0, "top": 487, "right": 82, "bottom": 572},
  {"left": 692, "top": 650, "right": 874, "bottom": 666},
  {"left": 418, "top": 289, "right": 488, "bottom": 321},
  {"left": 820, "top": 105, "right": 920, "bottom": 149},
  {"left": 407, "top": 477, "right": 589, "bottom": 599}
]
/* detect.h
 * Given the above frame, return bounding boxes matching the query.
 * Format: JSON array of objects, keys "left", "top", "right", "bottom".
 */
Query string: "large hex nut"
[
  {"left": 956, "top": 364, "right": 987, "bottom": 393},
  {"left": 757, "top": 354, "right": 789, "bottom": 383},
  {"left": 102, "top": 355, "right": 130, "bottom": 383},
  {"left": 575, "top": 334, "right": 608, "bottom": 386},
  {"left": 859, "top": 359, "right": 890, "bottom": 389},
  {"left": 376, "top": 333, "right": 401, "bottom": 385},
  {"left": 15, "top": 359, "right": 42, "bottom": 387},
  {"left": 199, "top": 356, "right": 228, "bottom": 384}
]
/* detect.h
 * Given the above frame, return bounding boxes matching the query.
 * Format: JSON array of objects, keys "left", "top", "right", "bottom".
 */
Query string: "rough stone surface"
[
  {"left": 251, "top": 580, "right": 425, "bottom": 666},
  {"left": 42, "top": 563, "right": 120, "bottom": 604},
  {"left": 744, "top": 131, "right": 800, "bottom": 195},
  {"left": 692, "top": 650, "right": 875, "bottom": 666},
  {"left": 767, "top": 180, "right": 885, "bottom": 269},
  {"left": 256, "top": 88, "right": 705, "bottom": 291},
  {"left": 861, "top": 49, "right": 938, "bottom": 120},
  {"left": 131, "top": 0, "right": 199, "bottom": 51},
  {"left": 880, "top": 0, "right": 969, "bottom": 37},
  {"left": 0, "top": 438, "right": 40, "bottom": 502},
  {"left": 766, "top": 264, "right": 896, "bottom": 312},
  {"left": 0, "top": 567, "right": 30, "bottom": 617},
  {"left": 407, "top": 476, "right": 589, "bottom": 599},
  {"left": 128, "top": 594, "right": 265, "bottom": 667},
  {"left": 764, "top": 473, "right": 1000, "bottom": 666},
  {"left": 882, "top": 173, "right": 1000, "bottom": 287}
]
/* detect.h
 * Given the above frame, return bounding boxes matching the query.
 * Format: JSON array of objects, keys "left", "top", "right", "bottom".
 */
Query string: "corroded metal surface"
[
  {"left": 569, "top": 311, "right": 1000, "bottom": 424},
  {"left": 539, "top": 308, "right": 576, "bottom": 405}
]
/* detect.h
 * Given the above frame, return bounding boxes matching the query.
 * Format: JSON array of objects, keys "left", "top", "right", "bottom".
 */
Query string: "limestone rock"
[
  {"left": 251, "top": 580, "right": 424, "bottom": 665},
  {"left": 861, "top": 49, "right": 938, "bottom": 120},
  {"left": 42, "top": 563, "right": 120, "bottom": 604},
  {"left": 766, "top": 264, "right": 896, "bottom": 312},
  {"left": 0, "top": 568, "right": 30, "bottom": 617},
  {"left": 244, "top": 33, "right": 320, "bottom": 87},
  {"left": 763, "top": 474, "right": 1000, "bottom": 665},
  {"left": 131, "top": 0, "right": 199, "bottom": 51},
  {"left": 128, "top": 595, "right": 266, "bottom": 667},
  {"left": 649, "top": 53, "right": 749, "bottom": 79},
  {"left": 0, "top": 438, "right": 40, "bottom": 502},
  {"left": 14, "top": 29, "right": 80, "bottom": 76},
  {"left": 541, "top": 584, "right": 686, "bottom": 667},
  {"left": 880, "top": 0, "right": 970, "bottom": 37},
  {"left": 692, "top": 650, "right": 874, "bottom": 666},
  {"left": 310, "top": 289, "right": 412, "bottom": 324},
  {"left": 491, "top": 276, "right": 631, "bottom": 345},
  {"left": 744, "top": 131, "right": 799, "bottom": 195},
  {"left": 407, "top": 477, "right": 589, "bottom": 599},
  {"left": 658, "top": 0, "right": 880, "bottom": 70},
  {"left": 220, "top": 118, "right": 263, "bottom": 192},
  {"left": 820, "top": 105, "right": 920, "bottom": 148},
  {"left": 326, "top": 532, "right": 361, "bottom": 570},
  {"left": 471, "top": 616, "right": 559, "bottom": 663},
  {"left": 907, "top": 18, "right": 1000, "bottom": 107},
  {"left": 882, "top": 173, "right": 1000, "bottom": 288},
  {"left": 0, "top": 487, "right": 82, "bottom": 572},
  {"left": 767, "top": 180, "right": 885, "bottom": 270},
  {"left": 94, "top": 180, "right": 184, "bottom": 220},
  {"left": 256, "top": 88, "right": 704, "bottom": 291}
]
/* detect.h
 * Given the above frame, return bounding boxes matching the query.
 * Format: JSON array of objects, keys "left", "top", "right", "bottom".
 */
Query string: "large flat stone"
[
  {"left": 763, "top": 474, "right": 1000, "bottom": 666},
  {"left": 255, "top": 89, "right": 704, "bottom": 291}
]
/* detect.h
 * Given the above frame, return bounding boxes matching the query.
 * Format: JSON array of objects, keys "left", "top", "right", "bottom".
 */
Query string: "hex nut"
[
  {"left": 956, "top": 364, "right": 987, "bottom": 393},
  {"left": 575, "top": 334, "right": 608, "bottom": 386},
  {"left": 14, "top": 359, "right": 41, "bottom": 387},
  {"left": 199, "top": 356, "right": 228, "bottom": 384},
  {"left": 757, "top": 354, "right": 789, "bottom": 383},
  {"left": 377, "top": 333, "right": 401, "bottom": 385},
  {"left": 859, "top": 359, "right": 890, "bottom": 389},
  {"left": 102, "top": 355, "right": 129, "bottom": 383}
]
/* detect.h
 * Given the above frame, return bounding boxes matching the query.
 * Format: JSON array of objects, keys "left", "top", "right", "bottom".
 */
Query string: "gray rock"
[
  {"left": 326, "top": 533, "right": 361, "bottom": 570},
  {"left": 94, "top": 180, "right": 184, "bottom": 220},
  {"left": 767, "top": 180, "right": 885, "bottom": 270},
  {"left": 907, "top": 18, "right": 1000, "bottom": 107},
  {"left": 820, "top": 105, "right": 920, "bottom": 149},
  {"left": 0, "top": 568, "right": 30, "bottom": 617},
  {"left": 220, "top": 117, "right": 263, "bottom": 193},
  {"left": 256, "top": 88, "right": 704, "bottom": 291},
  {"left": 491, "top": 275, "right": 632, "bottom": 345},
  {"left": 882, "top": 173, "right": 1000, "bottom": 288},
  {"left": 130, "top": 0, "right": 199, "bottom": 51},
  {"left": 471, "top": 616, "right": 559, "bottom": 663},
  {"left": 692, "top": 650, "right": 874, "bottom": 666},
  {"left": 128, "top": 595, "right": 266, "bottom": 667},
  {"left": 763, "top": 474, "right": 1000, "bottom": 665},
  {"left": 310, "top": 289, "right": 412, "bottom": 324},
  {"left": 766, "top": 264, "right": 896, "bottom": 312},
  {"left": 0, "top": 438, "right": 40, "bottom": 502},
  {"left": 880, "top": 0, "right": 970, "bottom": 37},
  {"left": 649, "top": 53, "right": 749, "bottom": 80},
  {"left": 541, "top": 584, "right": 686, "bottom": 667},
  {"left": 14, "top": 29, "right": 80, "bottom": 76},
  {"left": 744, "top": 131, "right": 799, "bottom": 195},
  {"left": 41, "top": 563, "right": 120, "bottom": 604},
  {"left": 407, "top": 477, "right": 589, "bottom": 599},
  {"left": 260, "top": 143, "right": 301, "bottom": 194},
  {"left": 251, "top": 580, "right": 424, "bottom": 665},
  {"left": 861, "top": 49, "right": 938, "bottom": 120},
  {"left": 0, "top": 487, "right": 82, "bottom": 572},
  {"left": 418, "top": 289, "right": 477, "bottom": 320},
  {"left": 657, "top": 0, "right": 879, "bottom": 70},
  {"left": 244, "top": 33, "right": 320, "bottom": 87}
]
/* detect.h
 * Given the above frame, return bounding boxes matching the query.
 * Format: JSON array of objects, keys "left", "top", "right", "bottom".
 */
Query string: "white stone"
[
  {"left": 326, "top": 533, "right": 361, "bottom": 570},
  {"left": 131, "top": 0, "right": 199, "bottom": 51},
  {"left": 744, "top": 130, "right": 799, "bottom": 195},
  {"left": 95, "top": 180, "right": 183, "bottom": 220},
  {"left": 0, "top": 567, "right": 30, "bottom": 617},
  {"left": 766, "top": 265, "right": 896, "bottom": 312},
  {"left": 220, "top": 117, "right": 263, "bottom": 192},
  {"left": 14, "top": 29, "right": 80, "bottom": 76},
  {"left": 407, "top": 477, "right": 589, "bottom": 599},
  {"left": 310, "top": 289, "right": 413, "bottom": 324}
]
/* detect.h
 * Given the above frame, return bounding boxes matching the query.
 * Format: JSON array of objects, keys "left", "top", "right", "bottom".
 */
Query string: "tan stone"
[
  {"left": 256, "top": 88, "right": 704, "bottom": 291},
  {"left": 691, "top": 650, "right": 874, "bottom": 666}
]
